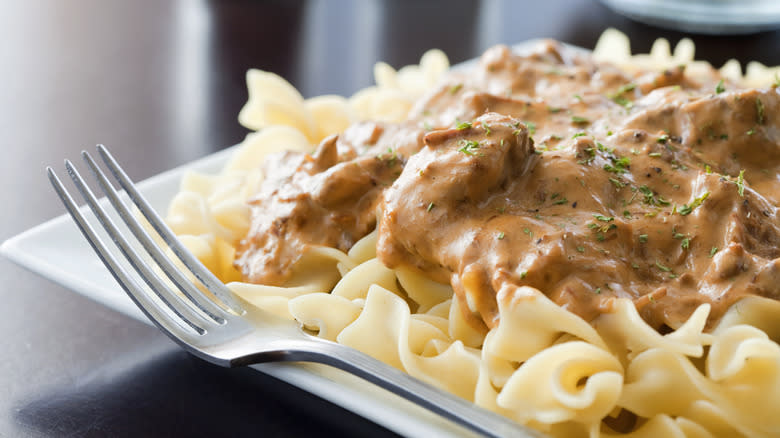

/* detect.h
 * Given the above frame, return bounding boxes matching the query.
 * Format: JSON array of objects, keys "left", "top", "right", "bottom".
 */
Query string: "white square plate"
[
  {"left": 0, "top": 145, "right": 481, "bottom": 438},
  {"left": 2, "top": 39, "right": 563, "bottom": 437}
]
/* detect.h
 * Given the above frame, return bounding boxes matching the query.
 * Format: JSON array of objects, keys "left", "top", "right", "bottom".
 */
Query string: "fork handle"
[{"left": 248, "top": 341, "right": 543, "bottom": 438}]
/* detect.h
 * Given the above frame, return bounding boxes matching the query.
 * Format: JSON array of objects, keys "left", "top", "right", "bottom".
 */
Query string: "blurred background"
[{"left": 1, "top": 1, "right": 779, "bottom": 437}]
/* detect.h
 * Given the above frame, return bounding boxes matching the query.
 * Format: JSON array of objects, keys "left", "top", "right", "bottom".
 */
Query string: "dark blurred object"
[{"left": 599, "top": 0, "right": 780, "bottom": 34}]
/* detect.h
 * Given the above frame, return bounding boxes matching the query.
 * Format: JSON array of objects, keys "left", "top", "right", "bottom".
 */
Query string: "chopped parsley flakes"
[
  {"left": 609, "top": 178, "right": 626, "bottom": 188},
  {"left": 677, "top": 191, "right": 710, "bottom": 216},
  {"left": 604, "top": 156, "right": 630, "bottom": 174},
  {"left": 457, "top": 139, "right": 480, "bottom": 155},
  {"left": 609, "top": 83, "right": 636, "bottom": 109},
  {"left": 735, "top": 169, "right": 745, "bottom": 197},
  {"left": 639, "top": 185, "right": 670, "bottom": 206},
  {"left": 655, "top": 260, "right": 672, "bottom": 272}
]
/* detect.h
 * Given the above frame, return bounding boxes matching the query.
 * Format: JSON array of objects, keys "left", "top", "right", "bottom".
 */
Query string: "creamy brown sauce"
[{"left": 236, "top": 41, "right": 780, "bottom": 332}]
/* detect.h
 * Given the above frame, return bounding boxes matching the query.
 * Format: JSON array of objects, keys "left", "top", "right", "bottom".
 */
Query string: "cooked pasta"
[{"left": 166, "top": 29, "right": 780, "bottom": 437}]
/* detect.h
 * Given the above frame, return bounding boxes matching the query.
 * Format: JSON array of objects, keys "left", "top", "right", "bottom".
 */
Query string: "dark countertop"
[{"left": 2, "top": 1, "right": 778, "bottom": 436}]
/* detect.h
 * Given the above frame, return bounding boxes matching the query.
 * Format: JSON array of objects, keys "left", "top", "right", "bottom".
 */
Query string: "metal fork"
[{"left": 47, "top": 145, "right": 541, "bottom": 438}]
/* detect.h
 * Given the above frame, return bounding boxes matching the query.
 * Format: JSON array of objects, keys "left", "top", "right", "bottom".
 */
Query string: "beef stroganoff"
[{"left": 165, "top": 29, "right": 780, "bottom": 437}]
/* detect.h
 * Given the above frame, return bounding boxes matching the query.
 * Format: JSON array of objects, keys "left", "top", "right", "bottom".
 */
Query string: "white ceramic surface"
[
  {"left": 0, "top": 144, "right": 483, "bottom": 438},
  {"left": 2, "top": 40, "right": 572, "bottom": 437}
]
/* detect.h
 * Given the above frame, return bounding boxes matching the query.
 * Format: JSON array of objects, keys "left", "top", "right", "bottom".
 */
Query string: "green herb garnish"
[
  {"left": 603, "top": 156, "right": 631, "bottom": 174},
  {"left": 377, "top": 147, "right": 398, "bottom": 166},
  {"left": 456, "top": 121, "right": 472, "bottom": 130},
  {"left": 609, "top": 83, "right": 636, "bottom": 108},
  {"left": 612, "top": 83, "right": 636, "bottom": 96},
  {"left": 613, "top": 96, "right": 633, "bottom": 109},
  {"left": 597, "top": 142, "right": 614, "bottom": 153},
  {"left": 677, "top": 191, "right": 710, "bottom": 215},
  {"left": 735, "top": 169, "right": 745, "bottom": 197},
  {"left": 715, "top": 79, "right": 725, "bottom": 94},
  {"left": 457, "top": 139, "right": 480, "bottom": 155},
  {"left": 639, "top": 185, "right": 670, "bottom": 206},
  {"left": 609, "top": 178, "right": 626, "bottom": 188}
]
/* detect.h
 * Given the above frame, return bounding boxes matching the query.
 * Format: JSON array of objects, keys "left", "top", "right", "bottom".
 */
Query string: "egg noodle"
[{"left": 165, "top": 29, "right": 780, "bottom": 437}]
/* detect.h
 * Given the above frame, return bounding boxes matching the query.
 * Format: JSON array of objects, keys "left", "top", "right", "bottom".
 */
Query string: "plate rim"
[{"left": 2, "top": 38, "right": 579, "bottom": 438}]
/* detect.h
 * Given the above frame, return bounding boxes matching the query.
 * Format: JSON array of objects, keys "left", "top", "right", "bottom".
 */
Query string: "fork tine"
[
  {"left": 96, "top": 145, "right": 244, "bottom": 314},
  {"left": 81, "top": 150, "right": 228, "bottom": 324},
  {"left": 62, "top": 160, "right": 214, "bottom": 334},
  {"left": 47, "top": 167, "right": 203, "bottom": 339}
]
